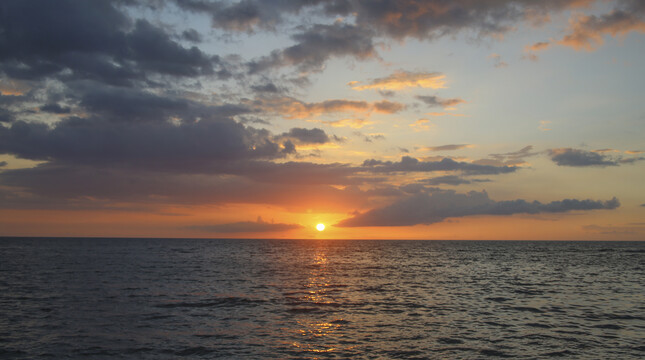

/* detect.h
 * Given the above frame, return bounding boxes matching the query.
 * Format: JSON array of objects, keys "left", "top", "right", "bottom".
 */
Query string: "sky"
[{"left": 0, "top": 0, "right": 644, "bottom": 240}]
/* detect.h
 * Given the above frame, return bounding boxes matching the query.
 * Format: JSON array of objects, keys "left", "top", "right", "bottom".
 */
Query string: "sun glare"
[{"left": 316, "top": 223, "right": 325, "bottom": 231}]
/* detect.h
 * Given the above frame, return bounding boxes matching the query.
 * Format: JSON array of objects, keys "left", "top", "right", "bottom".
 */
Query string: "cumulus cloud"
[
  {"left": 338, "top": 189, "right": 619, "bottom": 227},
  {"left": 350, "top": 71, "right": 446, "bottom": 91},
  {"left": 0, "top": 117, "right": 288, "bottom": 171},
  {"left": 189, "top": 216, "right": 302, "bottom": 233},
  {"left": 0, "top": 1, "right": 223, "bottom": 83}
]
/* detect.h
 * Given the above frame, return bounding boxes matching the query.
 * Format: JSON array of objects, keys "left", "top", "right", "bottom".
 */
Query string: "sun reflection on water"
[{"left": 288, "top": 248, "right": 354, "bottom": 355}]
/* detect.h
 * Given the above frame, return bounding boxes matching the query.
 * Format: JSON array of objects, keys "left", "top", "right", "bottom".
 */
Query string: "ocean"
[{"left": 1, "top": 238, "right": 643, "bottom": 359}]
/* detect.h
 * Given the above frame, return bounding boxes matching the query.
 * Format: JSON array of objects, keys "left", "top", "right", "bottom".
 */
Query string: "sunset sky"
[{"left": 1, "top": 0, "right": 644, "bottom": 239}]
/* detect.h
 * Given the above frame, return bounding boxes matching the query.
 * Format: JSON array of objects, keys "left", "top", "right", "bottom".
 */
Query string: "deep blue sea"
[{"left": 1, "top": 238, "right": 644, "bottom": 359}]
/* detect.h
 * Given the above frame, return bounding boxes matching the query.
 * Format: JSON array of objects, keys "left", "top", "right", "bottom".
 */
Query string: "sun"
[{"left": 316, "top": 223, "right": 325, "bottom": 231}]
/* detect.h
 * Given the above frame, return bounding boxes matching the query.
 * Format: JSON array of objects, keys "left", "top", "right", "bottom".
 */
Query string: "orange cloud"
[
  {"left": 0, "top": 80, "right": 29, "bottom": 96},
  {"left": 539, "top": 120, "right": 552, "bottom": 131},
  {"left": 526, "top": 41, "right": 551, "bottom": 52},
  {"left": 409, "top": 118, "right": 433, "bottom": 131},
  {"left": 350, "top": 71, "right": 446, "bottom": 91},
  {"left": 559, "top": 12, "right": 645, "bottom": 51},
  {"left": 249, "top": 96, "right": 405, "bottom": 119}
]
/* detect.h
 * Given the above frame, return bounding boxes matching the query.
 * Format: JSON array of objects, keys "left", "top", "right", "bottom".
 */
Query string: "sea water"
[{"left": 1, "top": 238, "right": 643, "bottom": 359}]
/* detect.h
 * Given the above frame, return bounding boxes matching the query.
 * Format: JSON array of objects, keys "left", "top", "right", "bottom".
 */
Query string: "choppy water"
[{"left": 1, "top": 238, "right": 644, "bottom": 359}]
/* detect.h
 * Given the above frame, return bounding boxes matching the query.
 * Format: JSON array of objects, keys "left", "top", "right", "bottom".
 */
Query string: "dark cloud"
[
  {"left": 181, "top": 28, "right": 202, "bottom": 43},
  {"left": 338, "top": 190, "right": 619, "bottom": 227},
  {"left": 251, "top": 83, "right": 280, "bottom": 93},
  {"left": 279, "top": 127, "right": 336, "bottom": 145},
  {"left": 416, "top": 95, "right": 466, "bottom": 108},
  {"left": 0, "top": 108, "right": 15, "bottom": 123},
  {"left": 0, "top": 117, "right": 286, "bottom": 170},
  {"left": 373, "top": 100, "right": 406, "bottom": 113},
  {"left": 189, "top": 217, "right": 302, "bottom": 233},
  {"left": 0, "top": 164, "right": 367, "bottom": 212},
  {"left": 0, "top": 161, "right": 7, "bottom": 167},
  {"left": 177, "top": 0, "right": 593, "bottom": 41},
  {"left": 79, "top": 86, "right": 191, "bottom": 123},
  {"left": 549, "top": 148, "right": 618, "bottom": 167},
  {"left": 0, "top": 1, "right": 221, "bottom": 82},
  {"left": 362, "top": 156, "right": 517, "bottom": 175},
  {"left": 248, "top": 23, "right": 376, "bottom": 73},
  {"left": 40, "top": 103, "right": 72, "bottom": 114}
]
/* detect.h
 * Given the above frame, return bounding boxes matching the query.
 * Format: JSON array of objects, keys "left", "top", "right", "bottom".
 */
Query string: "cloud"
[
  {"left": 247, "top": 96, "right": 405, "bottom": 119},
  {"left": 583, "top": 223, "right": 645, "bottom": 235},
  {"left": 409, "top": 118, "right": 433, "bottom": 131},
  {"left": 362, "top": 156, "right": 517, "bottom": 175},
  {"left": 523, "top": 41, "right": 551, "bottom": 61},
  {"left": 489, "top": 53, "right": 508, "bottom": 68},
  {"left": 539, "top": 120, "right": 552, "bottom": 131},
  {"left": 40, "top": 103, "right": 72, "bottom": 114},
  {"left": 420, "top": 144, "right": 471, "bottom": 152},
  {"left": 248, "top": 22, "right": 376, "bottom": 73},
  {"left": 355, "top": 132, "right": 385, "bottom": 143},
  {"left": 0, "top": 163, "right": 369, "bottom": 212},
  {"left": 475, "top": 146, "right": 538, "bottom": 167},
  {"left": 416, "top": 95, "right": 466, "bottom": 109},
  {"left": 424, "top": 175, "right": 483, "bottom": 186},
  {"left": 176, "top": 0, "right": 595, "bottom": 42},
  {"left": 0, "top": 1, "right": 223, "bottom": 83},
  {"left": 319, "top": 118, "right": 373, "bottom": 129},
  {"left": 338, "top": 189, "right": 619, "bottom": 227},
  {"left": 0, "top": 117, "right": 289, "bottom": 171},
  {"left": 189, "top": 217, "right": 302, "bottom": 233},
  {"left": 350, "top": 71, "right": 446, "bottom": 91},
  {"left": 549, "top": 148, "right": 618, "bottom": 167},
  {"left": 0, "top": 161, "right": 7, "bottom": 167},
  {"left": 559, "top": 3, "right": 645, "bottom": 51},
  {"left": 527, "top": 41, "right": 551, "bottom": 52},
  {"left": 278, "top": 127, "right": 339, "bottom": 145}
]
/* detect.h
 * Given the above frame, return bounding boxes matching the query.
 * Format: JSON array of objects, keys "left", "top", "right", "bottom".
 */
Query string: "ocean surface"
[{"left": 1, "top": 238, "right": 643, "bottom": 359}]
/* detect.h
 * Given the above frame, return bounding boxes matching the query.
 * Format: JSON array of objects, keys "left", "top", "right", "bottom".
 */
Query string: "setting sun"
[{"left": 316, "top": 223, "right": 325, "bottom": 231}]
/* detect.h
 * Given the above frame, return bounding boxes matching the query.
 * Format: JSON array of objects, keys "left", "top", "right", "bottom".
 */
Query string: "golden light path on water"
[{"left": 288, "top": 249, "right": 357, "bottom": 355}]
